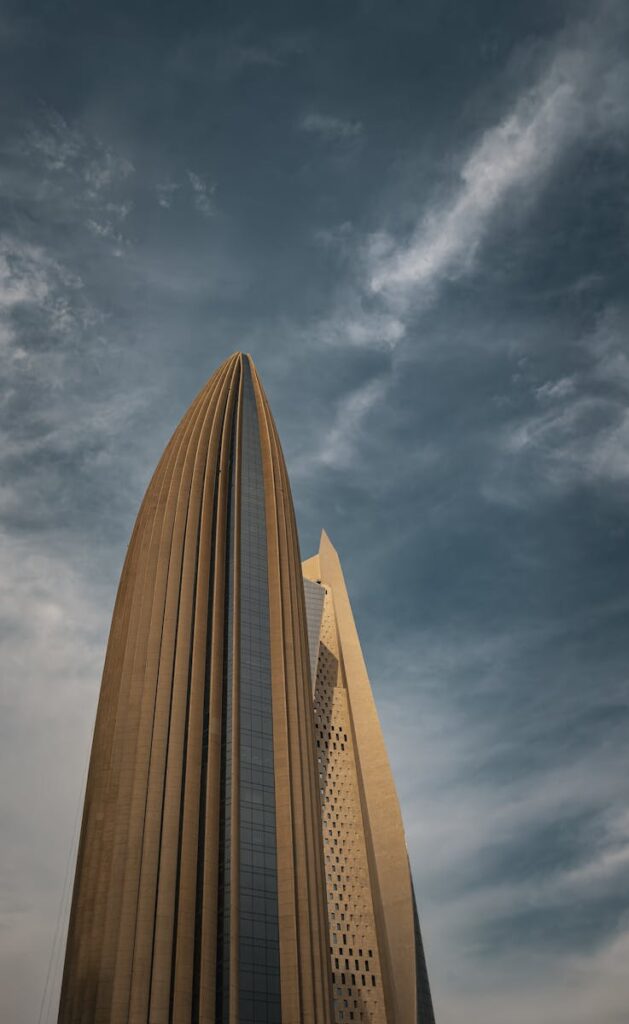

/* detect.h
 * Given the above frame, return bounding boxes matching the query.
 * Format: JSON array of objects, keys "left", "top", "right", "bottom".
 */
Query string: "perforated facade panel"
[
  {"left": 313, "top": 586, "right": 387, "bottom": 1023},
  {"left": 304, "top": 534, "right": 436, "bottom": 1024}
]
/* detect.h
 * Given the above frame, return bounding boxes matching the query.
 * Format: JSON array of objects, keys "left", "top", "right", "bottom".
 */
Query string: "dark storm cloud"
[{"left": 1, "top": 1, "right": 629, "bottom": 1022}]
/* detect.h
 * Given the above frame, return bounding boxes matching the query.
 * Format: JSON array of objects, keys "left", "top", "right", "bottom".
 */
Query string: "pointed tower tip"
[
  {"left": 302, "top": 528, "right": 337, "bottom": 578},
  {"left": 319, "top": 529, "right": 338, "bottom": 557},
  {"left": 215, "top": 352, "right": 244, "bottom": 372},
  {"left": 220, "top": 352, "right": 258, "bottom": 375}
]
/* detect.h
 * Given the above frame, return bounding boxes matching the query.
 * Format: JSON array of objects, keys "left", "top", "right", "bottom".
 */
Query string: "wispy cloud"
[
  {"left": 369, "top": 18, "right": 629, "bottom": 304},
  {"left": 293, "top": 8, "right": 629, "bottom": 478},
  {"left": 155, "top": 180, "right": 180, "bottom": 209},
  {"left": 314, "top": 299, "right": 404, "bottom": 351},
  {"left": 502, "top": 396, "right": 629, "bottom": 488},
  {"left": 376, "top": 612, "right": 629, "bottom": 1024},
  {"left": 484, "top": 306, "right": 629, "bottom": 502},
  {"left": 0, "top": 239, "right": 53, "bottom": 313},
  {"left": 24, "top": 110, "right": 133, "bottom": 194},
  {"left": 295, "top": 376, "right": 387, "bottom": 473},
  {"left": 0, "top": 236, "right": 90, "bottom": 359},
  {"left": 187, "top": 170, "right": 215, "bottom": 217},
  {"left": 15, "top": 110, "right": 136, "bottom": 255},
  {"left": 304, "top": 9, "right": 629, "bottom": 367},
  {"left": 300, "top": 112, "right": 363, "bottom": 141},
  {"left": 0, "top": 113, "right": 153, "bottom": 537},
  {"left": 0, "top": 230, "right": 150, "bottom": 546},
  {"left": 211, "top": 32, "right": 307, "bottom": 79}
]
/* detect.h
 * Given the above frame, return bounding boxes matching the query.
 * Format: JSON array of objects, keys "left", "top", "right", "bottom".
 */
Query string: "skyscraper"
[
  {"left": 303, "top": 534, "right": 435, "bottom": 1024},
  {"left": 58, "top": 354, "right": 331, "bottom": 1024},
  {"left": 58, "top": 353, "right": 435, "bottom": 1024}
]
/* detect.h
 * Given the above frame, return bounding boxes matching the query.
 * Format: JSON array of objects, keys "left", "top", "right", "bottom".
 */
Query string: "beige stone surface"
[
  {"left": 58, "top": 354, "right": 332, "bottom": 1024},
  {"left": 304, "top": 532, "right": 427, "bottom": 1024}
]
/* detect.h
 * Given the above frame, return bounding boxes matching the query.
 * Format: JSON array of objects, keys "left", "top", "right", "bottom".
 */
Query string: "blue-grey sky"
[{"left": 1, "top": 2, "right": 629, "bottom": 1022}]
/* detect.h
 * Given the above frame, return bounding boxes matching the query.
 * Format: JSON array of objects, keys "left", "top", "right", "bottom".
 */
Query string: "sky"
[{"left": 1, "top": 1, "right": 629, "bottom": 1021}]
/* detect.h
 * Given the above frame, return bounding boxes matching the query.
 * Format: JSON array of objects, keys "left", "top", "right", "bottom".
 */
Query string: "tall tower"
[
  {"left": 303, "top": 532, "right": 435, "bottom": 1024},
  {"left": 58, "top": 354, "right": 332, "bottom": 1024}
]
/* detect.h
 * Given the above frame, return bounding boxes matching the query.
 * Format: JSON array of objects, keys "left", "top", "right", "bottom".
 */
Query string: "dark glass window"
[
  {"left": 215, "top": 400, "right": 237, "bottom": 1024},
  {"left": 238, "top": 360, "right": 280, "bottom": 1024}
]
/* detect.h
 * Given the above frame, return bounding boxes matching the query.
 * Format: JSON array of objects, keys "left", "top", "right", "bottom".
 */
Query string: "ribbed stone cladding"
[{"left": 58, "top": 353, "right": 332, "bottom": 1024}]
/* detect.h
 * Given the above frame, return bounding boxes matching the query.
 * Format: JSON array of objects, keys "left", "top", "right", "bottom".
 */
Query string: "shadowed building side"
[
  {"left": 303, "top": 532, "right": 436, "bottom": 1024},
  {"left": 58, "top": 353, "right": 332, "bottom": 1024}
]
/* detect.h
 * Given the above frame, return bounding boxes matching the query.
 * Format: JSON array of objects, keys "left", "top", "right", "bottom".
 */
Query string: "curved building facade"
[{"left": 58, "top": 354, "right": 332, "bottom": 1024}]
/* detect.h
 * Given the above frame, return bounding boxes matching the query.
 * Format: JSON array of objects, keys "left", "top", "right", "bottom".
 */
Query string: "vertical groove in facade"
[
  {"left": 236, "top": 360, "right": 280, "bottom": 1023},
  {"left": 58, "top": 353, "right": 333, "bottom": 1024},
  {"left": 215, "top": 371, "right": 238, "bottom": 1024},
  {"left": 228, "top": 363, "right": 242, "bottom": 1024},
  {"left": 303, "top": 532, "right": 436, "bottom": 1024},
  {"left": 198, "top": 375, "right": 238, "bottom": 1024}
]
